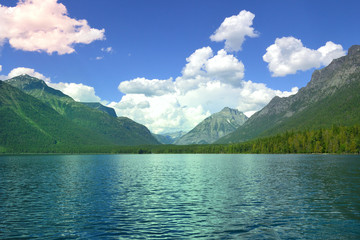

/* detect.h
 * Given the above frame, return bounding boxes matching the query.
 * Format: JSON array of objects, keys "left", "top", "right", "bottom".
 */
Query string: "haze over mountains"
[{"left": 153, "top": 131, "right": 186, "bottom": 144}]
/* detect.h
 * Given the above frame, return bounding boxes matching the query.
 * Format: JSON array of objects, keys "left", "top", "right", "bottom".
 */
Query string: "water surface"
[{"left": 0, "top": 154, "right": 359, "bottom": 239}]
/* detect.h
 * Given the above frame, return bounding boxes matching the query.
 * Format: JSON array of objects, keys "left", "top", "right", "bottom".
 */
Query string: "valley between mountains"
[{"left": 1, "top": 45, "right": 360, "bottom": 154}]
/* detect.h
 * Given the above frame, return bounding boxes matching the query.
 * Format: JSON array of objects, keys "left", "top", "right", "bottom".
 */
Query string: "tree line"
[
  {"left": 111, "top": 125, "right": 360, "bottom": 154},
  {"left": 1, "top": 125, "right": 359, "bottom": 154}
]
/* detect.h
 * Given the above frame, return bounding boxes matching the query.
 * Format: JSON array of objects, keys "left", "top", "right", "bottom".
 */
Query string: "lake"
[{"left": 0, "top": 154, "right": 359, "bottom": 239}]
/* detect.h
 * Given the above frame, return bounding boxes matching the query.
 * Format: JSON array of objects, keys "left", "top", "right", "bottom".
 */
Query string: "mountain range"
[
  {"left": 153, "top": 131, "right": 187, "bottom": 144},
  {"left": 1, "top": 45, "right": 360, "bottom": 153},
  {"left": 217, "top": 45, "right": 360, "bottom": 144},
  {"left": 0, "top": 75, "right": 159, "bottom": 152},
  {"left": 175, "top": 107, "right": 248, "bottom": 145}
]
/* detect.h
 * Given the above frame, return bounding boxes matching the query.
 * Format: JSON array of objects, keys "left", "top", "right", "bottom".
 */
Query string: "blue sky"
[{"left": 0, "top": 0, "right": 359, "bottom": 133}]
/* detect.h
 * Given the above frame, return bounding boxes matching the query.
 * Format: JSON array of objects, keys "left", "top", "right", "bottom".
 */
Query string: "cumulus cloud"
[
  {"left": 176, "top": 47, "right": 245, "bottom": 92},
  {"left": 47, "top": 82, "right": 102, "bottom": 102},
  {"left": 111, "top": 47, "right": 298, "bottom": 133},
  {"left": 2, "top": 64, "right": 297, "bottom": 133},
  {"left": 0, "top": 67, "right": 51, "bottom": 81},
  {"left": 119, "top": 78, "right": 175, "bottom": 97},
  {"left": 0, "top": 0, "right": 105, "bottom": 54},
  {"left": 205, "top": 49, "right": 244, "bottom": 86},
  {"left": 9, "top": 67, "right": 51, "bottom": 82},
  {"left": 181, "top": 47, "right": 213, "bottom": 77},
  {"left": 0, "top": 66, "right": 102, "bottom": 102},
  {"left": 210, "top": 10, "right": 258, "bottom": 52},
  {"left": 317, "top": 41, "right": 347, "bottom": 66},
  {"left": 109, "top": 94, "right": 209, "bottom": 134},
  {"left": 263, "top": 37, "right": 346, "bottom": 77},
  {"left": 178, "top": 80, "right": 298, "bottom": 118}
]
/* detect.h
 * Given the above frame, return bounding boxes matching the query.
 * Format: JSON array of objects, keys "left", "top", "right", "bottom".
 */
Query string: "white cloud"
[
  {"left": 210, "top": 10, "right": 258, "bottom": 52},
  {"left": 0, "top": 66, "right": 102, "bottom": 102},
  {"left": 111, "top": 47, "right": 298, "bottom": 134},
  {"left": 94, "top": 47, "right": 113, "bottom": 60},
  {"left": 48, "top": 82, "right": 102, "bottom": 102},
  {"left": 0, "top": 65, "right": 2, "bottom": 72},
  {"left": 178, "top": 81, "right": 298, "bottom": 118},
  {"left": 317, "top": 41, "right": 346, "bottom": 66},
  {"left": 176, "top": 48, "right": 245, "bottom": 92},
  {"left": 0, "top": 0, "right": 105, "bottom": 54},
  {"left": 263, "top": 37, "right": 346, "bottom": 77},
  {"left": 181, "top": 47, "right": 213, "bottom": 77},
  {"left": 101, "top": 47, "right": 113, "bottom": 53},
  {"left": 1, "top": 45, "right": 299, "bottom": 134},
  {"left": 109, "top": 94, "right": 209, "bottom": 134},
  {"left": 205, "top": 49, "right": 244, "bottom": 86},
  {"left": 0, "top": 67, "right": 51, "bottom": 82},
  {"left": 119, "top": 77, "right": 175, "bottom": 97}
]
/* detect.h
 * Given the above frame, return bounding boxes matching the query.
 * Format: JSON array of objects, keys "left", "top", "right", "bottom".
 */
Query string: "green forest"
[
  {"left": 224, "top": 125, "right": 360, "bottom": 154},
  {"left": 2, "top": 125, "right": 359, "bottom": 154},
  {"left": 134, "top": 125, "right": 360, "bottom": 154}
]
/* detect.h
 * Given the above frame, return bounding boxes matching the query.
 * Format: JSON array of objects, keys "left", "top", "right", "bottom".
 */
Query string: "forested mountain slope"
[
  {"left": 217, "top": 45, "right": 360, "bottom": 143},
  {"left": 2, "top": 75, "right": 159, "bottom": 151}
]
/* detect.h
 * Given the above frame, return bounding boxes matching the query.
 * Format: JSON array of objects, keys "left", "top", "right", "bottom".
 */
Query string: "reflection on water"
[{"left": 0, "top": 154, "right": 359, "bottom": 239}]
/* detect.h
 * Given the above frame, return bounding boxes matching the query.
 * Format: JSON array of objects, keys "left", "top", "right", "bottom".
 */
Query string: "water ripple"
[{"left": 0, "top": 154, "right": 360, "bottom": 239}]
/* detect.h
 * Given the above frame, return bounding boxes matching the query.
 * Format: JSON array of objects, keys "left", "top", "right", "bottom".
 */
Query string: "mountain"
[
  {"left": 80, "top": 102, "right": 117, "bottom": 117},
  {"left": 175, "top": 107, "right": 248, "bottom": 145},
  {"left": 153, "top": 131, "right": 187, "bottom": 144},
  {"left": 0, "top": 81, "right": 114, "bottom": 152},
  {"left": 5, "top": 74, "right": 73, "bottom": 115},
  {"left": 217, "top": 45, "right": 360, "bottom": 144},
  {"left": 4, "top": 75, "right": 159, "bottom": 148}
]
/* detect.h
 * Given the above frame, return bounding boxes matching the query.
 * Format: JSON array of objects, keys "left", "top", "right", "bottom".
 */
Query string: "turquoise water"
[{"left": 0, "top": 154, "right": 359, "bottom": 239}]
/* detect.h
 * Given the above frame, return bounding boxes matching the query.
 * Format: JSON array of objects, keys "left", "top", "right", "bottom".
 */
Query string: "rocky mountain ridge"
[
  {"left": 175, "top": 107, "right": 248, "bottom": 145},
  {"left": 80, "top": 102, "right": 117, "bottom": 117},
  {"left": 217, "top": 45, "right": 360, "bottom": 143}
]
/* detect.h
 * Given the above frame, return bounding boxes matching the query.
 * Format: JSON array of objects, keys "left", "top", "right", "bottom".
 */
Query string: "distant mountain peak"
[
  {"left": 21, "top": 74, "right": 38, "bottom": 79},
  {"left": 219, "top": 107, "right": 242, "bottom": 114},
  {"left": 221, "top": 107, "right": 231, "bottom": 111},
  {"left": 153, "top": 131, "right": 186, "bottom": 144},
  {"left": 6, "top": 74, "right": 45, "bottom": 86},
  {"left": 175, "top": 107, "right": 248, "bottom": 145},
  {"left": 220, "top": 107, "right": 233, "bottom": 112},
  {"left": 6, "top": 74, "right": 72, "bottom": 100}
]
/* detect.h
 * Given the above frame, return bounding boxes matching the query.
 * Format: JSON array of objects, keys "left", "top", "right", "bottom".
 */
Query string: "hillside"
[
  {"left": 175, "top": 107, "right": 248, "bottom": 145},
  {"left": 80, "top": 102, "right": 117, "bottom": 117},
  {"left": 4, "top": 75, "right": 159, "bottom": 148},
  {"left": 0, "top": 81, "right": 113, "bottom": 152},
  {"left": 217, "top": 45, "right": 360, "bottom": 144}
]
